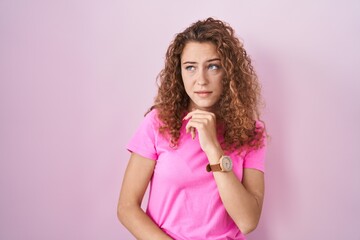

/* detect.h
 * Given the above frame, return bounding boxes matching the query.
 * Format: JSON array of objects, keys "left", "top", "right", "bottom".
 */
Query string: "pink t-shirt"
[{"left": 126, "top": 109, "right": 266, "bottom": 240}]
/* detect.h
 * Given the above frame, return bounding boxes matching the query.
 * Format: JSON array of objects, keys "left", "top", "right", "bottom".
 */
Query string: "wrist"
[
  {"left": 206, "top": 155, "right": 233, "bottom": 172},
  {"left": 205, "top": 145, "right": 224, "bottom": 164}
]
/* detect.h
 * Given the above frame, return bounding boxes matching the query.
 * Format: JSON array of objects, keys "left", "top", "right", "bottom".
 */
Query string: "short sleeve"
[
  {"left": 243, "top": 121, "right": 267, "bottom": 172},
  {"left": 126, "top": 110, "right": 159, "bottom": 160}
]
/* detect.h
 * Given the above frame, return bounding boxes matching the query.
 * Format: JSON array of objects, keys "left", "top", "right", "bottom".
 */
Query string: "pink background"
[{"left": 1, "top": 0, "right": 359, "bottom": 239}]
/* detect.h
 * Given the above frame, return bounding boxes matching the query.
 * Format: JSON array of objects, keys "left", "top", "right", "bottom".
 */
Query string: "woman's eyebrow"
[
  {"left": 182, "top": 61, "right": 197, "bottom": 64},
  {"left": 207, "top": 58, "right": 221, "bottom": 62},
  {"left": 183, "top": 58, "right": 220, "bottom": 65}
]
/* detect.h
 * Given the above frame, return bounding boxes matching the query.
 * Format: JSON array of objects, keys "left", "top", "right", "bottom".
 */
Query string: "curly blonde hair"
[{"left": 150, "top": 17, "right": 265, "bottom": 153}]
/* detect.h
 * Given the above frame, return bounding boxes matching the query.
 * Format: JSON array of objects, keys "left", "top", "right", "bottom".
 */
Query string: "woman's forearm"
[
  {"left": 206, "top": 148, "right": 264, "bottom": 234},
  {"left": 212, "top": 171, "right": 263, "bottom": 234},
  {"left": 118, "top": 204, "right": 172, "bottom": 240}
]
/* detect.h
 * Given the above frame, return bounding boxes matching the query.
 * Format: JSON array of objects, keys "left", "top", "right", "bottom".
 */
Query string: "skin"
[
  {"left": 181, "top": 41, "right": 224, "bottom": 113},
  {"left": 117, "top": 41, "right": 265, "bottom": 239}
]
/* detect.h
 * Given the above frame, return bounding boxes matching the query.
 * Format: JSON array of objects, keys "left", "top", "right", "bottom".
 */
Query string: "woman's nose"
[{"left": 196, "top": 69, "right": 208, "bottom": 85}]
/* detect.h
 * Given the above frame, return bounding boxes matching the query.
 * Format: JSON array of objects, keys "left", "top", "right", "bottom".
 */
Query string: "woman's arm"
[
  {"left": 212, "top": 159, "right": 264, "bottom": 234},
  {"left": 184, "top": 110, "right": 265, "bottom": 234},
  {"left": 117, "top": 153, "right": 172, "bottom": 240}
]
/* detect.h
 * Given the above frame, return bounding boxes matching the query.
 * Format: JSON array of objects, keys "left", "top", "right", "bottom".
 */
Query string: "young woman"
[{"left": 117, "top": 17, "right": 267, "bottom": 240}]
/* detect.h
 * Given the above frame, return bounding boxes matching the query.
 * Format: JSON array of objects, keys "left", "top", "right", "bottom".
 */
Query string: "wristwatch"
[{"left": 206, "top": 155, "right": 233, "bottom": 172}]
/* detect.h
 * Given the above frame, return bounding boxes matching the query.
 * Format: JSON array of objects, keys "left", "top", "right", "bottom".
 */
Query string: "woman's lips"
[{"left": 194, "top": 91, "right": 212, "bottom": 97}]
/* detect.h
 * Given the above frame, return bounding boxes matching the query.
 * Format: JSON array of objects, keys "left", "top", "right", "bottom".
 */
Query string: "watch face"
[{"left": 221, "top": 156, "right": 233, "bottom": 171}]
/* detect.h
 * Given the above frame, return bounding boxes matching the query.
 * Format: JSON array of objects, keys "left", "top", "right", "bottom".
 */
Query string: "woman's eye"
[
  {"left": 208, "top": 64, "right": 220, "bottom": 70},
  {"left": 185, "top": 66, "right": 195, "bottom": 71}
]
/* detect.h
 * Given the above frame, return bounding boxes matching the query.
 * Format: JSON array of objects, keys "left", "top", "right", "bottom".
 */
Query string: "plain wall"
[{"left": 1, "top": 0, "right": 359, "bottom": 239}]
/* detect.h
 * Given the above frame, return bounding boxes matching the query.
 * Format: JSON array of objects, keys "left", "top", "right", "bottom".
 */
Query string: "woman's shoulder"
[
  {"left": 254, "top": 120, "right": 267, "bottom": 147},
  {"left": 143, "top": 108, "right": 162, "bottom": 126},
  {"left": 255, "top": 120, "right": 265, "bottom": 130},
  {"left": 144, "top": 107, "right": 159, "bottom": 119}
]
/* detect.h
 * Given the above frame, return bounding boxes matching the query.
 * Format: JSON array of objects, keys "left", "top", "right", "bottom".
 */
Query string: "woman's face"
[{"left": 181, "top": 41, "right": 224, "bottom": 112}]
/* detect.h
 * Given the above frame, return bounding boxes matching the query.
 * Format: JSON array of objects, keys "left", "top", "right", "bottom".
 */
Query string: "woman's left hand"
[{"left": 183, "top": 109, "right": 222, "bottom": 157}]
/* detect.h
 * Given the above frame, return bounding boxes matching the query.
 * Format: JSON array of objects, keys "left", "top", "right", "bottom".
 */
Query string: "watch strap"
[{"left": 206, "top": 163, "right": 222, "bottom": 172}]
